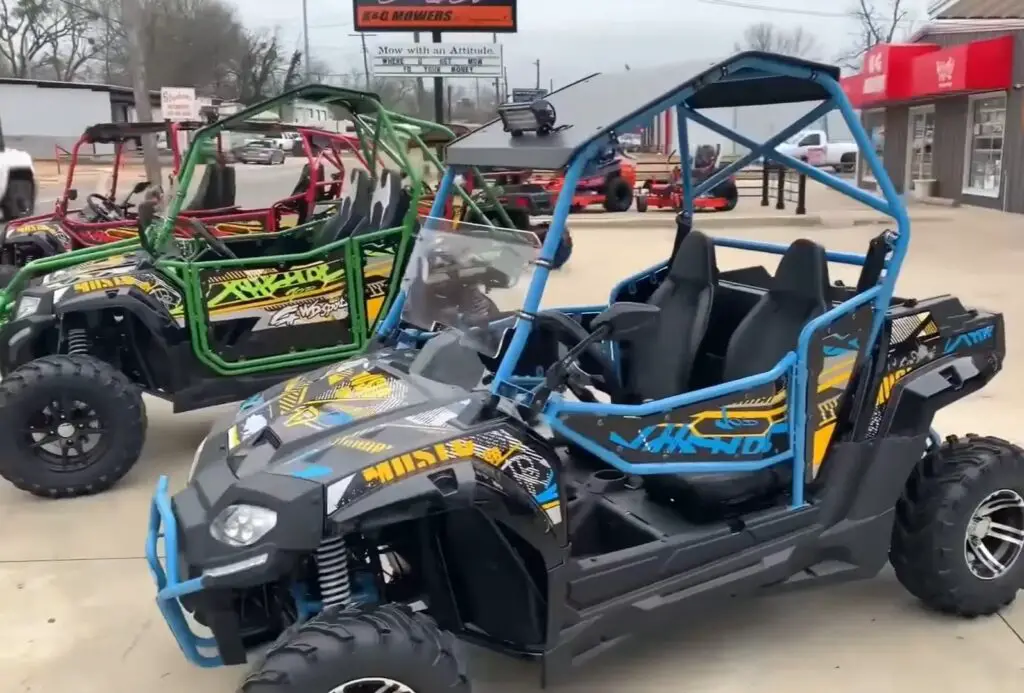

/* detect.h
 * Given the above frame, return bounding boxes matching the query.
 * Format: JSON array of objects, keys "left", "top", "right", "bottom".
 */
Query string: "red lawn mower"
[{"left": 635, "top": 144, "right": 738, "bottom": 213}]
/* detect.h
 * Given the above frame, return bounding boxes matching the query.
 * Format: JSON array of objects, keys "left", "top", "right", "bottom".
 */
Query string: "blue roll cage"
[{"left": 376, "top": 55, "right": 908, "bottom": 510}]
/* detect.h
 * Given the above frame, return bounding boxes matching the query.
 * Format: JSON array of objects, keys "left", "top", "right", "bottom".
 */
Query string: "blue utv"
[{"left": 145, "top": 51, "right": 1022, "bottom": 693}]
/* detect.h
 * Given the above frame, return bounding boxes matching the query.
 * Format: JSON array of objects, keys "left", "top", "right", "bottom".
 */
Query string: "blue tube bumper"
[{"left": 144, "top": 475, "right": 224, "bottom": 668}]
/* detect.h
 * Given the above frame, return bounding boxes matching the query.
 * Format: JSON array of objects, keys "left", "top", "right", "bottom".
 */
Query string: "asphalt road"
[{"left": 1, "top": 204, "right": 1023, "bottom": 692}]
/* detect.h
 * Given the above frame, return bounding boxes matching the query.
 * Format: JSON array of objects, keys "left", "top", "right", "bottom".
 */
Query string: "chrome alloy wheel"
[{"left": 964, "top": 489, "right": 1024, "bottom": 580}]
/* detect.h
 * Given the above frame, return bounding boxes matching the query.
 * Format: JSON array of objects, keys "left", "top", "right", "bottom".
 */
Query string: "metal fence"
[{"left": 733, "top": 163, "right": 807, "bottom": 215}]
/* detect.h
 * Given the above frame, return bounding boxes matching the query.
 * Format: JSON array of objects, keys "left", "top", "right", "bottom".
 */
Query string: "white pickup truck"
[
  {"left": 0, "top": 118, "right": 36, "bottom": 222},
  {"left": 775, "top": 129, "right": 858, "bottom": 173}
]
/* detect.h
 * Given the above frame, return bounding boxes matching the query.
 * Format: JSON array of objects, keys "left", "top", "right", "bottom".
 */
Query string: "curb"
[
  {"left": 558, "top": 211, "right": 954, "bottom": 230},
  {"left": 562, "top": 213, "right": 823, "bottom": 230}
]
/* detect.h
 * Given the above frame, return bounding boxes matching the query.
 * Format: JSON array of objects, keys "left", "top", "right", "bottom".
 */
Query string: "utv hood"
[{"left": 205, "top": 354, "right": 479, "bottom": 490}]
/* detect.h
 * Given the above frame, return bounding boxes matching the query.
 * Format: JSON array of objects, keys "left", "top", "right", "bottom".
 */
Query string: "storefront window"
[
  {"left": 861, "top": 109, "right": 885, "bottom": 182},
  {"left": 964, "top": 94, "right": 1006, "bottom": 197}
]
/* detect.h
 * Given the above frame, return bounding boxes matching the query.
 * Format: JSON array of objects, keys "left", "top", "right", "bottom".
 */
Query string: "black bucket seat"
[
  {"left": 311, "top": 168, "right": 372, "bottom": 248},
  {"left": 643, "top": 239, "right": 831, "bottom": 511},
  {"left": 620, "top": 230, "right": 717, "bottom": 402}
]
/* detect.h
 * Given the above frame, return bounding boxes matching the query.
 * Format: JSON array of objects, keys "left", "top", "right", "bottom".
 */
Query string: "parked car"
[
  {"left": 236, "top": 139, "right": 286, "bottom": 165},
  {"left": 775, "top": 129, "right": 858, "bottom": 172}
]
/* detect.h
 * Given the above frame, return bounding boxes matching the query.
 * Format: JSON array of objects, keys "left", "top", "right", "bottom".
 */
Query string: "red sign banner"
[{"left": 353, "top": 0, "right": 518, "bottom": 33}]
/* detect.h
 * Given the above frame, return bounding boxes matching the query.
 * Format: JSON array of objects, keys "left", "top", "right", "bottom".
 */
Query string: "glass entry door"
[{"left": 907, "top": 107, "right": 935, "bottom": 191}]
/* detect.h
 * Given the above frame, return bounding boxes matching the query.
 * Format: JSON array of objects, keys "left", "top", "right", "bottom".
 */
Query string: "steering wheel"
[
  {"left": 185, "top": 218, "right": 238, "bottom": 259},
  {"left": 534, "top": 310, "right": 623, "bottom": 402},
  {"left": 86, "top": 193, "right": 123, "bottom": 221}
]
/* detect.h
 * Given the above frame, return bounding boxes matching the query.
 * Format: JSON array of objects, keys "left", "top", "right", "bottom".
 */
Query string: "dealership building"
[{"left": 842, "top": 1, "right": 1024, "bottom": 212}]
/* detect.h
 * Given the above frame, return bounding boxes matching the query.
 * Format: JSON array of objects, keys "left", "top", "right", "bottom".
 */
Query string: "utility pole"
[
  {"left": 301, "top": 0, "right": 311, "bottom": 80},
  {"left": 349, "top": 32, "right": 374, "bottom": 90},
  {"left": 432, "top": 31, "right": 444, "bottom": 125},
  {"left": 492, "top": 32, "right": 500, "bottom": 106},
  {"left": 120, "top": 0, "right": 161, "bottom": 186},
  {"left": 360, "top": 33, "right": 371, "bottom": 90},
  {"left": 534, "top": 59, "right": 540, "bottom": 89},
  {"left": 414, "top": 32, "right": 426, "bottom": 116}
]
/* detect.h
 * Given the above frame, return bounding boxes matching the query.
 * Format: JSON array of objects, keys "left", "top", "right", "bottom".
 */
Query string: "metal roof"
[
  {"left": 446, "top": 52, "right": 840, "bottom": 171},
  {"left": 930, "top": 0, "right": 1024, "bottom": 18}
]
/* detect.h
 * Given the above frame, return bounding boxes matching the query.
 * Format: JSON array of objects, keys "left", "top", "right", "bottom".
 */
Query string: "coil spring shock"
[
  {"left": 315, "top": 535, "right": 352, "bottom": 609},
  {"left": 66, "top": 328, "right": 90, "bottom": 355}
]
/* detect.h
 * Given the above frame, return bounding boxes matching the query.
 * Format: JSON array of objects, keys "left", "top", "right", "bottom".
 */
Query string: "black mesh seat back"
[
  {"left": 220, "top": 165, "right": 236, "bottom": 206},
  {"left": 292, "top": 163, "right": 325, "bottom": 197},
  {"left": 625, "top": 230, "right": 716, "bottom": 401},
  {"left": 312, "top": 168, "right": 371, "bottom": 247},
  {"left": 185, "top": 164, "right": 223, "bottom": 211},
  {"left": 360, "top": 168, "right": 404, "bottom": 235},
  {"left": 721, "top": 239, "right": 830, "bottom": 382}
]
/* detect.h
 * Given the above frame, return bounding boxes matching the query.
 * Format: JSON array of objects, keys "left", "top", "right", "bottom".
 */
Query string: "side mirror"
[
  {"left": 67, "top": 188, "right": 78, "bottom": 201},
  {"left": 590, "top": 302, "right": 660, "bottom": 339},
  {"left": 131, "top": 180, "right": 151, "bottom": 194}
]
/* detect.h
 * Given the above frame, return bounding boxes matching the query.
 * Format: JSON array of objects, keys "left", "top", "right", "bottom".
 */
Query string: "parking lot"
[{"left": 2, "top": 177, "right": 1024, "bottom": 692}]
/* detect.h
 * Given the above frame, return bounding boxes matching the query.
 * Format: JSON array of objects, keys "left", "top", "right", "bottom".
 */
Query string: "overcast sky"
[{"left": 227, "top": 0, "right": 930, "bottom": 88}]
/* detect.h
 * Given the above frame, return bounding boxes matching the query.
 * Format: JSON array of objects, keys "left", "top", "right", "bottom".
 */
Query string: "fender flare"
[{"left": 878, "top": 352, "right": 999, "bottom": 438}]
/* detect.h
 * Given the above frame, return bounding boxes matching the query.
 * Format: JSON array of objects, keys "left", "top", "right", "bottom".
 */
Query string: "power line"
[
  {"left": 696, "top": 0, "right": 917, "bottom": 23},
  {"left": 695, "top": 0, "right": 852, "bottom": 18}
]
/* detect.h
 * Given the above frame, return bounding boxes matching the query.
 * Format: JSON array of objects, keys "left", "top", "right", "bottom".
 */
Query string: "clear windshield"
[{"left": 400, "top": 217, "right": 540, "bottom": 357}]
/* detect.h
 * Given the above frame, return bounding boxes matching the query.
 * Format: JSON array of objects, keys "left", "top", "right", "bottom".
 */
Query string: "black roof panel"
[{"left": 446, "top": 51, "right": 840, "bottom": 170}]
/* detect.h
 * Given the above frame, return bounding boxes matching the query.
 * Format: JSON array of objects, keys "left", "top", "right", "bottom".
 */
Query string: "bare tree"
[
  {"left": 838, "top": 0, "right": 911, "bottom": 69},
  {"left": 228, "top": 30, "right": 285, "bottom": 103},
  {"left": 39, "top": 1, "right": 108, "bottom": 81},
  {"left": 0, "top": 0, "right": 106, "bottom": 79},
  {"left": 735, "top": 22, "right": 819, "bottom": 59}
]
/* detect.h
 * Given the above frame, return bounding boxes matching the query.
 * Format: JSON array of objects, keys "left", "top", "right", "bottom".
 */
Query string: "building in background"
[
  {"left": 0, "top": 79, "right": 163, "bottom": 159},
  {"left": 842, "top": 8, "right": 1024, "bottom": 212}
]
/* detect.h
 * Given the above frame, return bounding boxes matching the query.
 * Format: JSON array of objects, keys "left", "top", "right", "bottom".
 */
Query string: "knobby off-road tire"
[
  {"left": 603, "top": 176, "right": 633, "bottom": 212},
  {"left": 0, "top": 354, "right": 147, "bottom": 498},
  {"left": 891, "top": 434, "right": 1024, "bottom": 617},
  {"left": 240, "top": 604, "right": 470, "bottom": 693}
]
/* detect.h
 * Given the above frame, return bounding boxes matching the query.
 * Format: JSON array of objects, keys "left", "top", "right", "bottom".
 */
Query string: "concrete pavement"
[{"left": 2, "top": 193, "right": 1024, "bottom": 691}]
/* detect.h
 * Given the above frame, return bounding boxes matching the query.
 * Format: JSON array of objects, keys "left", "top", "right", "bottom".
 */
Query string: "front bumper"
[{"left": 145, "top": 475, "right": 223, "bottom": 667}]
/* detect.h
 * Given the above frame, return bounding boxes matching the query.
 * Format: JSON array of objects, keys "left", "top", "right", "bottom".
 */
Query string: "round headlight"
[
  {"left": 15, "top": 296, "right": 41, "bottom": 321},
  {"left": 210, "top": 504, "right": 277, "bottom": 547}
]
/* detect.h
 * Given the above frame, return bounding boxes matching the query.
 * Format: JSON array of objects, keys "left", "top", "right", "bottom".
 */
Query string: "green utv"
[{"left": 0, "top": 84, "right": 515, "bottom": 499}]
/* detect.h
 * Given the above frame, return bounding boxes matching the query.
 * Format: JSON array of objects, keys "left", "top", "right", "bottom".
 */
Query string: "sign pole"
[{"left": 432, "top": 31, "right": 444, "bottom": 125}]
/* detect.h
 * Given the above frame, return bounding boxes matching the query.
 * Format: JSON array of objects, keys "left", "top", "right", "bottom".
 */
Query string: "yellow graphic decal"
[
  {"left": 325, "top": 371, "right": 391, "bottom": 399},
  {"left": 277, "top": 378, "right": 310, "bottom": 414},
  {"left": 335, "top": 435, "right": 392, "bottom": 455},
  {"left": 360, "top": 438, "right": 520, "bottom": 488},
  {"left": 206, "top": 261, "right": 346, "bottom": 310},
  {"left": 284, "top": 406, "right": 320, "bottom": 428},
  {"left": 73, "top": 275, "right": 154, "bottom": 293},
  {"left": 876, "top": 367, "right": 912, "bottom": 406},
  {"left": 811, "top": 355, "right": 858, "bottom": 472},
  {"left": 10, "top": 222, "right": 54, "bottom": 234},
  {"left": 227, "top": 425, "right": 241, "bottom": 450}
]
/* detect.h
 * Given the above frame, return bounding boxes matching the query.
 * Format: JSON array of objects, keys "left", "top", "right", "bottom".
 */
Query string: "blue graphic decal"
[
  {"left": 240, "top": 393, "right": 264, "bottom": 412},
  {"left": 291, "top": 464, "right": 333, "bottom": 479},
  {"left": 943, "top": 325, "right": 994, "bottom": 354},
  {"left": 611, "top": 422, "right": 788, "bottom": 456},
  {"left": 823, "top": 333, "right": 860, "bottom": 356},
  {"left": 535, "top": 483, "right": 559, "bottom": 504},
  {"left": 318, "top": 409, "right": 354, "bottom": 426}
]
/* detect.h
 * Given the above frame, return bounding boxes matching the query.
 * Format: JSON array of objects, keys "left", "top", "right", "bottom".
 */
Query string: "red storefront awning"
[
  {"left": 909, "top": 35, "right": 1014, "bottom": 95},
  {"left": 841, "top": 35, "right": 1015, "bottom": 107}
]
